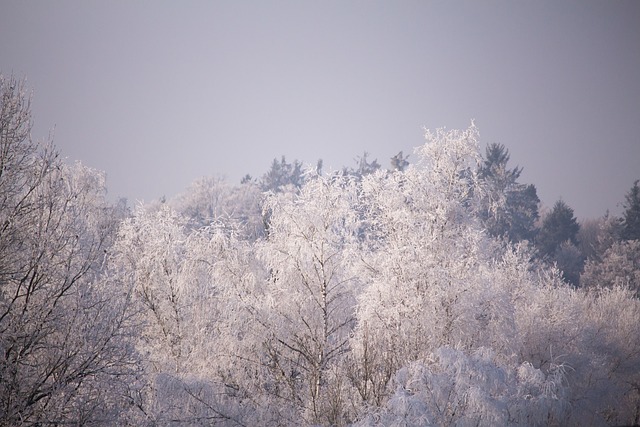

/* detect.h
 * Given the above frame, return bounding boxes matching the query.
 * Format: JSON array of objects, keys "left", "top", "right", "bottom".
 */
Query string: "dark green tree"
[
  {"left": 260, "top": 156, "right": 304, "bottom": 192},
  {"left": 536, "top": 200, "right": 580, "bottom": 258},
  {"left": 621, "top": 180, "right": 640, "bottom": 241},
  {"left": 478, "top": 143, "right": 522, "bottom": 183},
  {"left": 343, "top": 152, "right": 381, "bottom": 179},
  {"left": 390, "top": 151, "right": 409, "bottom": 172},
  {"left": 536, "top": 200, "right": 582, "bottom": 285},
  {"left": 478, "top": 143, "right": 539, "bottom": 242}
]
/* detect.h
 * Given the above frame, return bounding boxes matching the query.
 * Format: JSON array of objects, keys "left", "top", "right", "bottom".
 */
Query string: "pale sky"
[{"left": 1, "top": 1, "right": 639, "bottom": 219}]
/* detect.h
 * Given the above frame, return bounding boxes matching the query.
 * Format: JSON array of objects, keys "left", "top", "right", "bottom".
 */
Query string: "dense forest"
[{"left": 2, "top": 74, "right": 640, "bottom": 426}]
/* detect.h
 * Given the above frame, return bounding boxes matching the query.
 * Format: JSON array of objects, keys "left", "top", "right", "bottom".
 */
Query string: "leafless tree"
[{"left": 0, "top": 74, "right": 139, "bottom": 425}]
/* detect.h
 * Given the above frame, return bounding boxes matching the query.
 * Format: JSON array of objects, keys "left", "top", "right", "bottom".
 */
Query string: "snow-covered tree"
[
  {"left": 536, "top": 200, "right": 582, "bottom": 284},
  {"left": 345, "top": 124, "right": 640, "bottom": 425},
  {"left": 112, "top": 203, "right": 260, "bottom": 424},
  {"left": 553, "top": 240, "right": 584, "bottom": 286},
  {"left": 578, "top": 214, "right": 622, "bottom": 264},
  {"left": 356, "top": 347, "right": 570, "bottom": 427},
  {"left": 581, "top": 240, "right": 640, "bottom": 297},
  {"left": 244, "top": 172, "right": 362, "bottom": 425},
  {"left": 170, "top": 175, "right": 264, "bottom": 239},
  {"left": 390, "top": 151, "right": 409, "bottom": 172},
  {"left": 0, "top": 74, "right": 138, "bottom": 425},
  {"left": 348, "top": 124, "right": 490, "bottom": 411},
  {"left": 102, "top": 122, "right": 640, "bottom": 426}
]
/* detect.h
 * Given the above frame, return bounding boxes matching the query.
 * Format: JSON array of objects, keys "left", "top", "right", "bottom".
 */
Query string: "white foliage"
[
  {"left": 171, "top": 175, "right": 265, "bottom": 239},
  {"left": 349, "top": 125, "right": 492, "bottom": 408},
  {"left": 357, "top": 347, "right": 569, "bottom": 427},
  {"left": 246, "top": 172, "right": 362, "bottom": 424},
  {"left": 103, "top": 122, "right": 640, "bottom": 426},
  {"left": 112, "top": 203, "right": 264, "bottom": 423},
  {"left": 582, "top": 239, "right": 640, "bottom": 296},
  {"left": 348, "top": 124, "right": 640, "bottom": 426}
]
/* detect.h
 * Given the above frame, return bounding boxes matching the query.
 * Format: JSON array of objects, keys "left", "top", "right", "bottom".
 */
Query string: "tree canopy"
[{"left": 2, "top": 74, "right": 640, "bottom": 425}]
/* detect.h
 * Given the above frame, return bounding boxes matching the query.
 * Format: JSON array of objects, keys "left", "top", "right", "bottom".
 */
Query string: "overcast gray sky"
[{"left": 1, "top": 0, "right": 639, "bottom": 219}]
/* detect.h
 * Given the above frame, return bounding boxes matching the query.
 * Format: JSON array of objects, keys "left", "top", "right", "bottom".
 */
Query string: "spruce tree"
[
  {"left": 478, "top": 143, "right": 539, "bottom": 242},
  {"left": 621, "top": 180, "right": 640, "bottom": 241},
  {"left": 536, "top": 200, "right": 580, "bottom": 258}
]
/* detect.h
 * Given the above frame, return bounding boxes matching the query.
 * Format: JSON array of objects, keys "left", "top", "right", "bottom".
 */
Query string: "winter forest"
[{"left": 2, "top": 74, "right": 640, "bottom": 426}]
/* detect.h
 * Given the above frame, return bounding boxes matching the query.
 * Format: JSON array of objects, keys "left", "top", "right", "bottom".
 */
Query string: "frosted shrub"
[{"left": 357, "top": 347, "right": 569, "bottom": 427}]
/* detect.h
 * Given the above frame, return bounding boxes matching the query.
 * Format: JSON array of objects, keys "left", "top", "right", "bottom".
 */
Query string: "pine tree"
[
  {"left": 260, "top": 156, "right": 304, "bottom": 192},
  {"left": 536, "top": 200, "right": 580, "bottom": 258},
  {"left": 478, "top": 143, "right": 539, "bottom": 242},
  {"left": 342, "top": 151, "right": 381, "bottom": 179},
  {"left": 390, "top": 151, "right": 409, "bottom": 171},
  {"left": 621, "top": 180, "right": 640, "bottom": 241}
]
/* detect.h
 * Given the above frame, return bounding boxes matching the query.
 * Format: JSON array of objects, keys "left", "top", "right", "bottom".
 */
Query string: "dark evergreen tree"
[
  {"left": 260, "top": 156, "right": 304, "bottom": 192},
  {"left": 554, "top": 241, "right": 584, "bottom": 286},
  {"left": 536, "top": 200, "right": 580, "bottom": 258},
  {"left": 535, "top": 200, "right": 582, "bottom": 285},
  {"left": 621, "top": 180, "right": 640, "bottom": 241},
  {"left": 390, "top": 151, "right": 409, "bottom": 172},
  {"left": 478, "top": 143, "right": 522, "bottom": 183},
  {"left": 478, "top": 143, "right": 539, "bottom": 242},
  {"left": 342, "top": 152, "right": 381, "bottom": 179}
]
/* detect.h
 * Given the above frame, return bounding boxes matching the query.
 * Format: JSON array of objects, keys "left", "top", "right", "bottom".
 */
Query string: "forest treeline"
[
  {"left": 2, "top": 74, "right": 640, "bottom": 425},
  {"left": 246, "top": 140, "right": 639, "bottom": 290}
]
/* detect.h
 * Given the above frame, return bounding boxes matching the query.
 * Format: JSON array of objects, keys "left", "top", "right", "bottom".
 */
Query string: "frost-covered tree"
[
  {"left": 0, "top": 74, "right": 138, "bottom": 425},
  {"left": 581, "top": 240, "right": 640, "bottom": 297},
  {"left": 517, "top": 281, "right": 640, "bottom": 425},
  {"left": 112, "top": 203, "right": 259, "bottom": 424},
  {"left": 114, "top": 206, "right": 191, "bottom": 375},
  {"left": 578, "top": 214, "right": 622, "bottom": 264},
  {"left": 348, "top": 125, "right": 490, "bottom": 411},
  {"left": 245, "top": 172, "right": 362, "bottom": 425},
  {"left": 553, "top": 240, "right": 584, "bottom": 286},
  {"left": 6, "top": 72, "right": 640, "bottom": 424},
  {"left": 346, "top": 125, "right": 577, "bottom": 424},
  {"left": 103, "top": 123, "right": 640, "bottom": 426},
  {"left": 170, "top": 175, "right": 264, "bottom": 239},
  {"left": 356, "top": 347, "right": 570, "bottom": 427},
  {"left": 345, "top": 125, "right": 640, "bottom": 425},
  {"left": 577, "top": 217, "right": 605, "bottom": 261}
]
